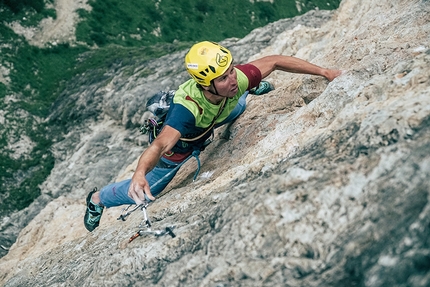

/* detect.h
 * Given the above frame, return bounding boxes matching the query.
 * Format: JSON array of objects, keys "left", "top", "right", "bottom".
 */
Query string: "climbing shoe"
[
  {"left": 250, "top": 81, "right": 274, "bottom": 95},
  {"left": 84, "top": 187, "right": 104, "bottom": 232}
]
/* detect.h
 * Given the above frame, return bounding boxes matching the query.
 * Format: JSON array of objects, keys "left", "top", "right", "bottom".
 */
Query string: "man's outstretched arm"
[{"left": 249, "top": 55, "right": 342, "bottom": 81}]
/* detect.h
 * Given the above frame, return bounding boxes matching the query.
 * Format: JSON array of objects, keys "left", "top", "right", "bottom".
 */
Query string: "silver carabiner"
[{"left": 117, "top": 201, "right": 149, "bottom": 221}]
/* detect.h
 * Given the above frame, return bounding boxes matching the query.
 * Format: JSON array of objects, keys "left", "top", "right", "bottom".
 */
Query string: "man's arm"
[
  {"left": 249, "top": 55, "right": 342, "bottom": 81},
  {"left": 128, "top": 125, "right": 181, "bottom": 203}
]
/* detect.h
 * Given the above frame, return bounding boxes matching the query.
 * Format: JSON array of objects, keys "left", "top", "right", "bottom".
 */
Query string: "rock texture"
[{"left": 1, "top": 0, "right": 430, "bottom": 286}]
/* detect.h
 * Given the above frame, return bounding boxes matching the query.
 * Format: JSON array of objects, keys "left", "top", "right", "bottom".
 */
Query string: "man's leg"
[
  {"left": 84, "top": 157, "right": 182, "bottom": 231},
  {"left": 250, "top": 81, "right": 274, "bottom": 95},
  {"left": 215, "top": 91, "right": 249, "bottom": 127},
  {"left": 215, "top": 82, "right": 274, "bottom": 128},
  {"left": 98, "top": 156, "right": 181, "bottom": 207}
]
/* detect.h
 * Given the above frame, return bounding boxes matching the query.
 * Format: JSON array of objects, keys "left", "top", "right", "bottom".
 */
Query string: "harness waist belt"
[{"left": 163, "top": 151, "right": 192, "bottom": 163}]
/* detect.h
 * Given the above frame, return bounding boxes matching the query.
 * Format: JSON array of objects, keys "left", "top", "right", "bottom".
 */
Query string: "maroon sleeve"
[{"left": 235, "top": 63, "right": 262, "bottom": 90}]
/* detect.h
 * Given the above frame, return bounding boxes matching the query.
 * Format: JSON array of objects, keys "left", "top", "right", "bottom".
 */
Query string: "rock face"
[
  {"left": 1, "top": 0, "right": 430, "bottom": 286},
  {"left": 0, "top": 3, "right": 336, "bottom": 258}
]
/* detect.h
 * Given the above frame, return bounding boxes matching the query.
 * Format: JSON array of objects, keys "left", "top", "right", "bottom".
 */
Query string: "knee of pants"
[
  {"left": 216, "top": 97, "right": 248, "bottom": 127},
  {"left": 99, "top": 179, "right": 135, "bottom": 208},
  {"left": 99, "top": 159, "right": 181, "bottom": 207}
]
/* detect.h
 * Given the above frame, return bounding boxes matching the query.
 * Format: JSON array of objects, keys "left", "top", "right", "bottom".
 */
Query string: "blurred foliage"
[
  {"left": 0, "top": 0, "right": 45, "bottom": 13},
  {"left": 76, "top": 0, "right": 340, "bottom": 47},
  {"left": 0, "top": 0, "right": 55, "bottom": 26}
]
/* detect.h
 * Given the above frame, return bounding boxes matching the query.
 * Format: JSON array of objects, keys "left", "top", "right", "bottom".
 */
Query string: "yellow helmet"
[{"left": 185, "top": 41, "right": 233, "bottom": 86}]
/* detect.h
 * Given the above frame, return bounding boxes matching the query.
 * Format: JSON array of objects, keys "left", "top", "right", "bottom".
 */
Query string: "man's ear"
[{"left": 201, "top": 85, "right": 210, "bottom": 91}]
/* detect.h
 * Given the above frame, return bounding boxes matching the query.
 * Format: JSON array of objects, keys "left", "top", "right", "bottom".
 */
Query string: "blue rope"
[{"left": 191, "top": 150, "right": 201, "bottom": 181}]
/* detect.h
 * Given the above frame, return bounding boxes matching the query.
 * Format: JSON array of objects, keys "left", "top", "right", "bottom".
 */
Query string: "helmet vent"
[
  {"left": 220, "top": 48, "right": 228, "bottom": 54},
  {"left": 209, "top": 65, "right": 216, "bottom": 73}
]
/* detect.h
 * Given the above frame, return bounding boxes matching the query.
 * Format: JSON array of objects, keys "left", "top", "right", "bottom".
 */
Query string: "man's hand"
[
  {"left": 324, "top": 69, "right": 344, "bottom": 82},
  {"left": 128, "top": 171, "right": 156, "bottom": 204}
]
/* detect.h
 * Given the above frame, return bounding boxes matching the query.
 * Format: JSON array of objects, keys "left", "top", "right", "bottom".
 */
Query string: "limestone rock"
[{"left": 1, "top": 0, "right": 429, "bottom": 286}]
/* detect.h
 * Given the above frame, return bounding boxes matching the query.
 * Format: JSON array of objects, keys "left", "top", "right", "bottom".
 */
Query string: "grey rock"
[{"left": 1, "top": 0, "right": 430, "bottom": 286}]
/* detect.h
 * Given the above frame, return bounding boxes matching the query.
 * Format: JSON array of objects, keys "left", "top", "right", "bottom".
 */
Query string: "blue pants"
[{"left": 99, "top": 91, "right": 249, "bottom": 207}]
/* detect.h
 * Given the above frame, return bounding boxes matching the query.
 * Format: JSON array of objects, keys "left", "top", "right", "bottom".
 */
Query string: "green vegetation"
[
  {"left": 0, "top": 123, "right": 56, "bottom": 211},
  {"left": 76, "top": 0, "right": 341, "bottom": 47},
  {"left": 0, "top": 0, "right": 56, "bottom": 25},
  {"left": 0, "top": 0, "right": 340, "bottom": 214},
  {"left": 0, "top": 0, "right": 46, "bottom": 13}
]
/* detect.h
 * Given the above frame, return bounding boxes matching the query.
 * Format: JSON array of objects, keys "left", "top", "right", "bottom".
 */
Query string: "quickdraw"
[
  {"left": 129, "top": 226, "right": 176, "bottom": 243},
  {"left": 117, "top": 201, "right": 176, "bottom": 243},
  {"left": 118, "top": 147, "right": 204, "bottom": 243},
  {"left": 140, "top": 118, "right": 163, "bottom": 144}
]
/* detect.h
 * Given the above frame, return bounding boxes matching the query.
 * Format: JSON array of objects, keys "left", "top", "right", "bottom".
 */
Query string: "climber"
[{"left": 84, "top": 41, "right": 342, "bottom": 232}]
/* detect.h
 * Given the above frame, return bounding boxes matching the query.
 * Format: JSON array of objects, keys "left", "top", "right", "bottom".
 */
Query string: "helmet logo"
[
  {"left": 187, "top": 63, "right": 198, "bottom": 70},
  {"left": 199, "top": 47, "right": 209, "bottom": 55},
  {"left": 216, "top": 53, "right": 228, "bottom": 67}
]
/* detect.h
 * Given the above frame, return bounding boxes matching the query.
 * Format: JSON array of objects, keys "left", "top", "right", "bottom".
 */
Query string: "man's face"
[{"left": 211, "top": 64, "right": 238, "bottom": 98}]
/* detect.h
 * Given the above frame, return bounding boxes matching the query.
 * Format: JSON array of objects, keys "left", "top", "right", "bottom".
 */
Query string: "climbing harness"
[{"left": 118, "top": 149, "right": 202, "bottom": 243}]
